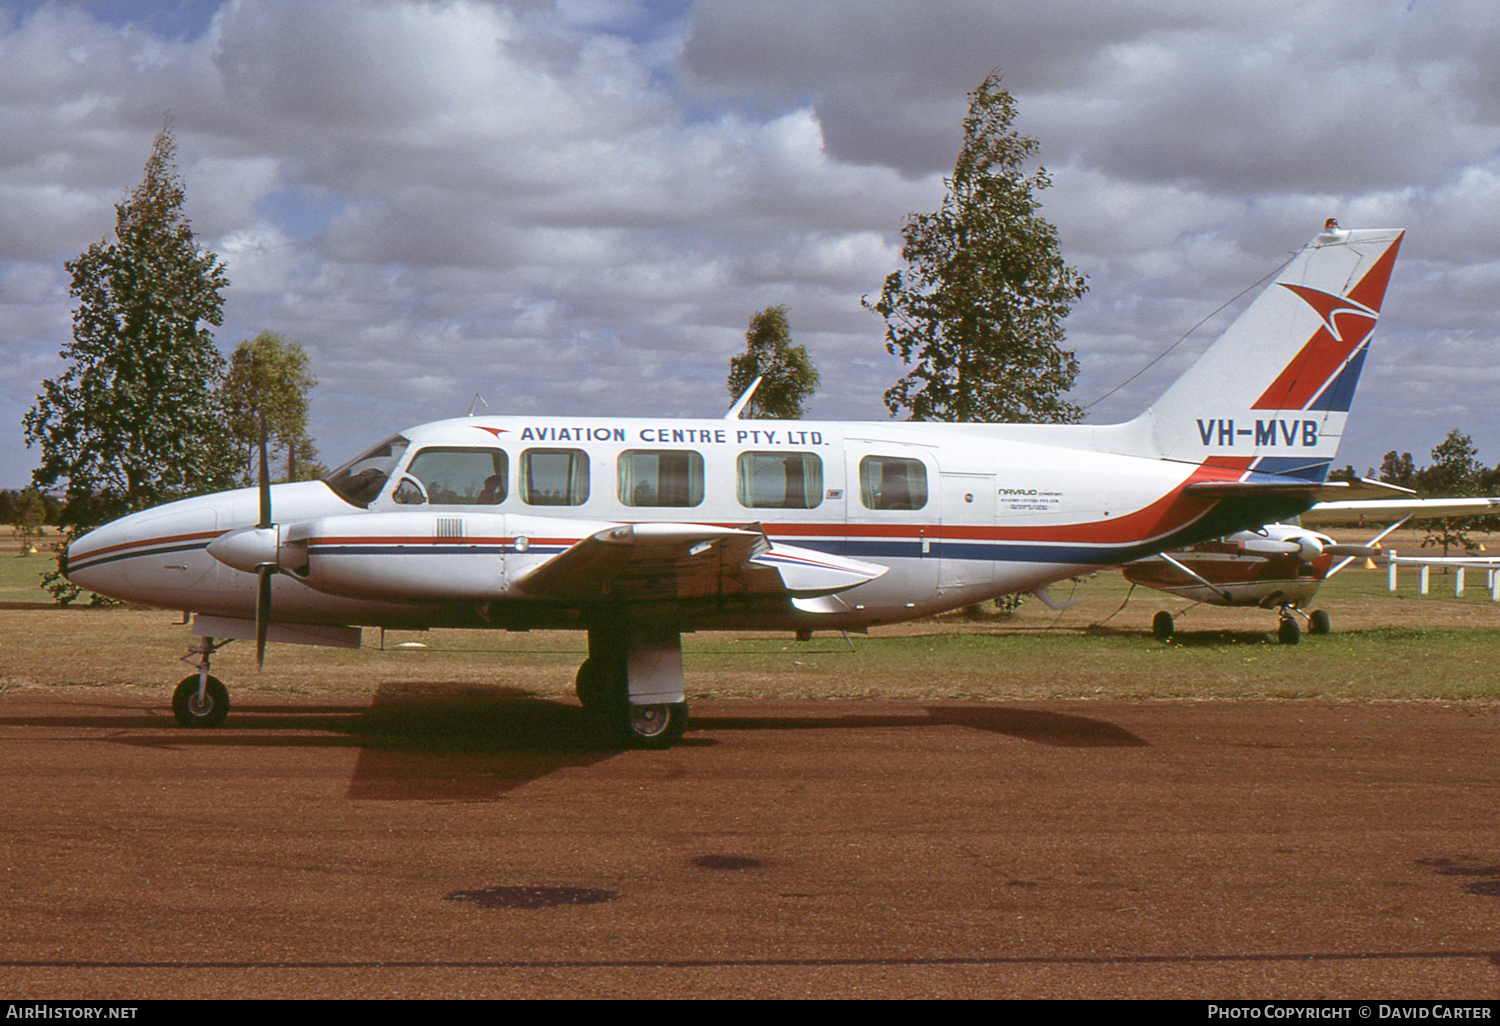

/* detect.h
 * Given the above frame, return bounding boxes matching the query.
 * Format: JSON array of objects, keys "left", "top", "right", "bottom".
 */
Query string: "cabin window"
[
  {"left": 398, "top": 447, "right": 507, "bottom": 506},
  {"left": 618, "top": 450, "right": 705, "bottom": 507},
  {"left": 737, "top": 452, "right": 823, "bottom": 509},
  {"left": 521, "top": 448, "right": 590, "bottom": 506},
  {"left": 324, "top": 435, "right": 410, "bottom": 508},
  {"left": 859, "top": 455, "right": 928, "bottom": 510}
]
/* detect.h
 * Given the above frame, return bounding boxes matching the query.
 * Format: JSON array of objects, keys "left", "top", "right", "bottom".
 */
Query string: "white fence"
[{"left": 1384, "top": 549, "right": 1500, "bottom": 600}]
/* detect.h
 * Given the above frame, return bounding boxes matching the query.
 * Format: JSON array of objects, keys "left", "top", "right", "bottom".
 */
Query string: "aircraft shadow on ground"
[{"left": 9, "top": 683, "right": 1147, "bottom": 801}]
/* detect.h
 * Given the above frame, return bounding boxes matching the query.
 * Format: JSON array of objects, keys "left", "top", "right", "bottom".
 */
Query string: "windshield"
[{"left": 323, "top": 435, "right": 410, "bottom": 507}]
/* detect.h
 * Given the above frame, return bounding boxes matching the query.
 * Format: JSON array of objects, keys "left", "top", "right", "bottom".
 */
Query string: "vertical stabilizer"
[{"left": 1131, "top": 225, "right": 1404, "bottom": 480}]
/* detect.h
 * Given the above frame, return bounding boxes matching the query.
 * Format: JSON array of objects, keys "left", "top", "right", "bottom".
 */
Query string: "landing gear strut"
[
  {"left": 575, "top": 623, "right": 689, "bottom": 749},
  {"left": 1276, "top": 606, "right": 1331, "bottom": 644},
  {"left": 173, "top": 636, "right": 232, "bottom": 727}
]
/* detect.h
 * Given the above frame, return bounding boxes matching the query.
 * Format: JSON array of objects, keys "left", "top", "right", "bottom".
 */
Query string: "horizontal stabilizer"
[{"left": 1184, "top": 479, "right": 1325, "bottom": 499}]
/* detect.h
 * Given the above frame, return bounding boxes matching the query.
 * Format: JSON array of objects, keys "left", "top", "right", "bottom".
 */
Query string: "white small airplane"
[
  {"left": 1126, "top": 492, "right": 1500, "bottom": 643},
  {"left": 63, "top": 223, "right": 1405, "bottom": 747}
]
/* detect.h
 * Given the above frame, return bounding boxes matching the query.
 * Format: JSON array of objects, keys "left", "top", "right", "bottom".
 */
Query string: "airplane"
[
  {"left": 1126, "top": 493, "right": 1500, "bottom": 644},
  {"left": 61, "top": 223, "right": 1405, "bottom": 749}
]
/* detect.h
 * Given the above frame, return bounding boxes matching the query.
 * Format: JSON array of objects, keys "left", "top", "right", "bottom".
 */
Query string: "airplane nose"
[{"left": 63, "top": 501, "right": 219, "bottom": 603}]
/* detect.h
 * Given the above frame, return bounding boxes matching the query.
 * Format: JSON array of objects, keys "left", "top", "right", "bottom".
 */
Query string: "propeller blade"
[
  {"left": 257, "top": 413, "right": 272, "bottom": 530},
  {"left": 256, "top": 564, "right": 273, "bottom": 668},
  {"left": 255, "top": 412, "right": 274, "bottom": 669},
  {"left": 1324, "top": 544, "right": 1382, "bottom": 559}
]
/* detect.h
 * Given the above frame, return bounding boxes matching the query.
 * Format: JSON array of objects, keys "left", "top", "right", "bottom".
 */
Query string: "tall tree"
[
  {"left": 10, "top": 488, "right": 45, "bottom": 556},
  {"left": 222, "top": 332, "right": 324, "bottom": 483},
  {"left": 1418, "top": 429, "right": 1484, "bottom": 556},
  {"left": 726, "top": 305, "right": 820, "bottom": 419},
  {"left": 868, "top": 71, "right": 1087, "bottom": 423},
  {"left": 1378, "top": 450, "right": 1416, "bottom": 489},
  {"left": 22, "top": 119, "right": 235, "bottom": 600}
]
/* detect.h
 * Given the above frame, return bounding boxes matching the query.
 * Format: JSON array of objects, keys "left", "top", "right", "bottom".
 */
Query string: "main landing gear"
[
  {"left": 1150, "top": 606, "right": 1331, "bottom": 645},
  {"left": 575, "top": 624, "right": 689, "bottom": 750},
  {"left": 1279, "top": 606, "right": 1331, "bottom": 645},
  {"left": 165, "top": 625, "right": 691, "bottom": 750}
]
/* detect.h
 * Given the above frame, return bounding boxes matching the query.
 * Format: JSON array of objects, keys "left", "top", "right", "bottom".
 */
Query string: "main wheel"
[
  {"left": 616, "top": 701, "right": 689, "bottom": 750},
  {"left": 1308, "top": 609, "right": 1331, "bottom": 635},
  {"left": 1277, "top": 616, "right": 1301, "bottom": 646},
  {"left": 1152, "top": 610, "right": 1175, "bottom": 641},
  {"left": 172, "top": 674, "right": 230, "bottom": 728},
  {"left": 574, "top": 658, "right": 611, "bottom": 712}
]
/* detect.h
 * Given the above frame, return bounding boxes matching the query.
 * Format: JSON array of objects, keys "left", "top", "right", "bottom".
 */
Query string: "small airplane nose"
[{"left": 62, "top": 500, "right": 220, "bottom": 603}]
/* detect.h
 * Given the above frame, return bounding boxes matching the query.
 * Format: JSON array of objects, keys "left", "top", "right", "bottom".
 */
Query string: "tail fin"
[{"left": 1132, "top": 225, "right": 1404, "bottom": 480}]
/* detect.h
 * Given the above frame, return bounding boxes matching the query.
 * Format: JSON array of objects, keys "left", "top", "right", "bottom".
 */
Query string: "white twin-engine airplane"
[{"left": 64, "top": 224, "right": 1405, "bottom": 748}]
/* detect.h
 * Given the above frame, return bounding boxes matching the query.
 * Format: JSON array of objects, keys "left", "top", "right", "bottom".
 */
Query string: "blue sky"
[{"left": 5, "top": 0, "right": 1500, "bottom": 488}]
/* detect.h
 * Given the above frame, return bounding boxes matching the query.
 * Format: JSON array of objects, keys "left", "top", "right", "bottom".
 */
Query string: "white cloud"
[{"left": 7, "top": 0, "right": 1500, "bottom": 485}]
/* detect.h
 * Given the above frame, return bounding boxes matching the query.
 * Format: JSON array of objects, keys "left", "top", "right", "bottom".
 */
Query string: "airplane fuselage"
[{"left": 65, "top": 414, "right": 1305, "bottom": 634}]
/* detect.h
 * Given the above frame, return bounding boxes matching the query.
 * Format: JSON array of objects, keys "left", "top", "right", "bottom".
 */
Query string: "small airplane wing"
[
  {"left": 1300, "top": 495, "right": 1500, "bottom": 524},
  {"left": 511, "top": 521, "right": 887, "bottom": 603}
]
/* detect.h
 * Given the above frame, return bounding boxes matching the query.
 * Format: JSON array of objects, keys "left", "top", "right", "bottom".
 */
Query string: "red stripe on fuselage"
[{"left": 71, "top": 529, "right": 221, "bottom": 561}]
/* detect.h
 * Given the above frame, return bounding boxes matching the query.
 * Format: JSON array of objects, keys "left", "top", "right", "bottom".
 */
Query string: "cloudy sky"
[{"left": 4, "top": 0, "right": 1499, "bottom": 489}]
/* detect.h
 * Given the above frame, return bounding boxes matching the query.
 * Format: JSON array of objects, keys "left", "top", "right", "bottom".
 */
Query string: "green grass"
[
  {"left": 0, "top": 542, "right": 56, "bottom": 605},
  {"left": 4, "top": 526, "right": 1499, "bottom": 703}
]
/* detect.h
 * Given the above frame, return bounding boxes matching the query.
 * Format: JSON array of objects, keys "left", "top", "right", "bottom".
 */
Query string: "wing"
[
  {"left": 511, "top": 521, "right": 887, "bottom": 603},
  {"left": 262, "top": 511, "right": 886, "bottom": 607},
  {"left": 1300, "top": 495, "right": 1500, "bottom": 524}
]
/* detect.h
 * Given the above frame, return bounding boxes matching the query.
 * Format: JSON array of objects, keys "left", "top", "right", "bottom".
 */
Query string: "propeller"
[
  {"left": 255, "top": 413, "right": 272, "bottom": 668},
  {"left": 1324, "top": 544, "right": 1383, "bottom": 559},
  {"left": 1236, "top": 534, "right": 1325, "bottom": 560},
  {"left": 1235, "top": 532, "right": 1383, "bottom": 564},
  {"left": 205, "top": 413, "right": 282, "bottom": 667}
]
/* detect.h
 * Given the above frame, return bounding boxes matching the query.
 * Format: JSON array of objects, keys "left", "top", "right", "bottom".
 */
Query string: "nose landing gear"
[{"left": 173, "top": 636, "right": 232, "bottom": 727}]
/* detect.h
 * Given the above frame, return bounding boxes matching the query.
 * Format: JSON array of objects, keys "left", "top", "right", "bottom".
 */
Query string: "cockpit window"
[
  {"left": 323, "top": 435, "right": 410, "bottom": 508},
  {"left": 399, "top": 447, "right": 508, "bottom": 506}
]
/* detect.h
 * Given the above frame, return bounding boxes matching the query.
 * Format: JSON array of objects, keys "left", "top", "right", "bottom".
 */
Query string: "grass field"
[{"left": 4, "top": 528, "right": 1499, "bottom": 704}]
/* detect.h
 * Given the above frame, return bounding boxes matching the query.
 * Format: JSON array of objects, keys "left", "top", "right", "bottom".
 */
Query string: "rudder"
[{"left": 1132, "top": 224, "right": 1404, "bottom": 480}]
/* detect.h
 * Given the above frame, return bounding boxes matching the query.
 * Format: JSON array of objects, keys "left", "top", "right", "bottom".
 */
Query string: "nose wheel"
[
  {"left": 173, "top": 635, "right": 233, "bottom": 727},
  {"left": 172, "top": 674, "right": 230, "bottom": 727}
]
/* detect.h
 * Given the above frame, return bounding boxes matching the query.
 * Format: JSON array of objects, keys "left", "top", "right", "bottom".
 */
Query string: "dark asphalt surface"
[{"left": 1, "top": 686, "right": 1497, "bottom": 999}]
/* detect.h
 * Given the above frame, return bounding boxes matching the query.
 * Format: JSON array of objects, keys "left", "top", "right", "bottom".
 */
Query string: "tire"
[
  {"left": 616, "top": 701, "right": 689, "bottom": 750},
  {"left": 1308, "top": 609, "right": 1331, "bottom": 636},
  {"left": 172, "top": 674, "right": 230, "bottom": 728},
  {"left": 1277, "top": 617, "right": 1301, "bottom": 646},
  {"left": 574, "top": 658, "right": 611, "bottom": 712},
  {"left": 1152, "top": 610, "right": 1175, "bottom": 641}
]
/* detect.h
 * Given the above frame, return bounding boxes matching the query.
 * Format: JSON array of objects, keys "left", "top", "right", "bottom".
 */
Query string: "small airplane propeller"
[{"left": 255, "top": 413, "right": 272, "bottom": 668}]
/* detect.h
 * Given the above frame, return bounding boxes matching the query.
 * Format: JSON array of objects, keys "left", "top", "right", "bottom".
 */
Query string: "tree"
[
  {"left": 1379, "top": 450, "right": 1416, "bottom": 489},
  {"left": 22, "top": 118, "right": 235, "bottom": 602},
  {"left": 1418, "top": 430, "right": 1483, "bottom": 556},
  {"left": 222, "top": 332, "right": 324, "bottom": 483},
  {"left": 10, "top": 489, "right": 45, "bottom": 556},
  {"left": 726, "top": 306, "right": 820, "bottom": 419},
  {"left": 867, "top": 71, "right": 1087, "bottom": 424}
]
